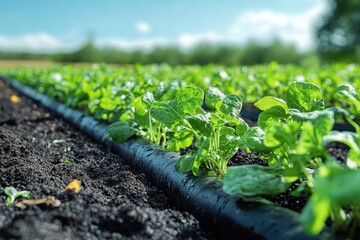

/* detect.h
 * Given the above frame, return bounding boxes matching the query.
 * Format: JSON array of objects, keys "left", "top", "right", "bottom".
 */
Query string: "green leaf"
[
  {"left": 258, "top": 105, "right": 287, "bottom": 129},
  {"left": 222, "top": 114, "right": 241, "bottom": 126},
  {"left": 186, "top": 114, "right": 211, "bottom": 136},
  {"left": 239, "top": 127, "right": 270, "bottom": 152},
  {"left": 319, "top": 168, "right": 360, "bottom": 206},
  {"left": 325, "top": 107, "right": 352, "bottom": 119},
  {"left": 316, "top": 162, "right": 360, "bottom": 204},
  {"left": 301, "top": 162, "right": 360, "bottom": 235},
  {"left": 264, "top": 121, "right": 301, "bottom": 148},
  {"left": 223, "top": 165, "right": 290, "bottom": 196},
  {"left": 220, "top": 126, "right": 235, "bottom": 136},
  {"left": 175, "top": 86, "right": 204, "bottom": 115},
  {"left": 4, "top": 186, "right": 31, "bottom": 205},
  {"left": 192, "top": 138, "right": 210, "bottom": 176},
  {"left": 166, "top": 129, "right": 193, "bottom": 152},
  {"left": 323, "top": 131, "right": 360, "bottom": 151},
  {"left": 219, "top": 126, "right": 236, "bottom": 148},
  {"left": 348, "top": 150, "right": 360, "bottom": 168},
  {"left": 336, "top": 84, "right": 360, "bottom": 111},
  {"left": 107, "top": 121, "right": 136, "bottom": 143},
  {"left": 290, "top": 109, "right": 335, "bottom": 123},
  {"left": 167, "top": 137, "right": 193, "bottom": 152},
  {"left": 300, "top": 195, "right": 331, "bottom": 235},
  {"left": 295, "top": 110, "right": 334, "bottom": 155},
  {"left": 150, "top": 101, "right": 181, "bottom": 126},
  {"left": 205, "top": 87, "right": 225, "bottom": 109},
  {"left": 141, "top": 92, "right": 155, "bottom": 105},
  {"left": 99, "top": 98, "right": 119, "bottom": 110},
  {"left": 285, "top": 82, "right": 324, "bottom": 112},
  {"left": 296, "top": 123, "right": 322, "bottom": 156},
  {"left": 219, "top": 94, "right": 242, "bottom": 118},
  {"left": 219, "top": 135, "right": 240, "bottom": 165},
  {"left": 133, "top": 97, "right": 153, "bottom": 128},
  {"left": 176, "top": 155, "right": 194, "bottom": 173},
  {"left": 282, "top": 155, "right": 311, "bottom": 181},
  {"left": 150, "top": 87, "right": 204, "bottom": 127},
  {"left": 153, "top": 82, "right": 178, "bottom": 101},
  {"left": 255, "top": 96, "right": 288, "bottom": 113},
  {"left": 209, "top": 112, "right": 226, "bottom": 125},
  {"left": 133, "top": 97, "right": 146, "bottom": 116},
  {"left": 235, "top": 118, "right": 249, "bottom": 136}
]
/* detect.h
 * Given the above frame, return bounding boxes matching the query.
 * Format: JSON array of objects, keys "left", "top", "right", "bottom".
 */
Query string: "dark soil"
[
  {"left": 0, "top": 80, "right": 211, "bottom": 239},
  {"left": 228, "top": 149, "right": 267, "bottom": 166}
]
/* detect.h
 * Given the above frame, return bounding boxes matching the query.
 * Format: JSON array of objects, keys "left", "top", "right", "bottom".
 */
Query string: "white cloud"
[
  {"left": 98, "top": 32, "right": 230, "bottom": 50},
  {"left": 136, "top": 21, "right": 151, "bottom": 33},
  {"left": 228, "top": 0, "right": 327, "bottom": 50},
  {"left": 177, "top": 32, "right": 226, "bottom": 48},
  {"left": 0, "top": 33, "right": 64, "bottom": 52},
  {"left": 98, "top": 37, "right": 169, "bottom": 50}
]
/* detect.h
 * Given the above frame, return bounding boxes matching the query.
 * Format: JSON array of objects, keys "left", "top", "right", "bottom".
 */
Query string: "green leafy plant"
[
  {"left": 301, "top": 161, "right": 360, "bottom": 236},
  {"left": 224, "top": 81, "right": 360, "bottom": 236},
  {"left": 335, "top": 84, "right": 360, "bottom": 134},
  {"left": 175, "top": 87, "right": 245, "bottom": 176},
  {"left": 4, "top": 186, "right": 31, "bottom": 205},
  {"left": 336, "top": 84, "right": 360, "bottom": 112}
]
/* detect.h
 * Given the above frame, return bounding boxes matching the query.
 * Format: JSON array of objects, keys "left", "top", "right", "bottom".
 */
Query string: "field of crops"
[{"left": 1, "top": 63, "right": 360, "bottom": 238}]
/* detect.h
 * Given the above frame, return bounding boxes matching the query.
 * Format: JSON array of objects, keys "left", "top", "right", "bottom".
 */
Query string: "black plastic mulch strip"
[{"left": 2, "top": 77, "right": 331, "bottom": 240}]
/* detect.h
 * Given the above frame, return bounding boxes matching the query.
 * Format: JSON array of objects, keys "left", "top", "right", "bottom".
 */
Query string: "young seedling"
[
  {"left": 63, "top": 159, "right": 71, "bottom": 164},
  {"left": 166, "top": 87, "right": 245, "bottom": 176},
  {"left": 4, "top": 186, "right": 31, "bottom": 205}
]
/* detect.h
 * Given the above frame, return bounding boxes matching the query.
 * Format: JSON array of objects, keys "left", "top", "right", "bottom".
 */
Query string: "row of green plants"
[
  {"left": 1, "top": 64, "right": 360, "bottom": 237},
  {"left": 1, "top": 63, "right": 359, "bottom": 119},
  {"left": 108, "top": 80, "right": 360, "bottom": 236}
]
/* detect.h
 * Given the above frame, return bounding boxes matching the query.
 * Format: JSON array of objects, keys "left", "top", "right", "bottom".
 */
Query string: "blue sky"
[{"left": 0, "top": 0, "right": 328, "bottom": 52}]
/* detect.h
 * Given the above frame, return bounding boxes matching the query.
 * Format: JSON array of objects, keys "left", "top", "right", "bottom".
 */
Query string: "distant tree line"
[
  {"left": 0, "top": 39, "right": 319, "bottom": 66},
  {"left": 0, "top": 51, "right": 53, "bottom": 61},
  {"left": 51, "top": 39, "right": 317, "bottom": 66}
]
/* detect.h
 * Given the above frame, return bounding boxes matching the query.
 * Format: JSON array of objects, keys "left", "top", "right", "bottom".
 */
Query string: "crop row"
[
  {"left": 1, "top": 63, "right": 360, "bottom": 237},
  {"left": 2, "top": 63, "right": 360, "bottom": 119}
]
